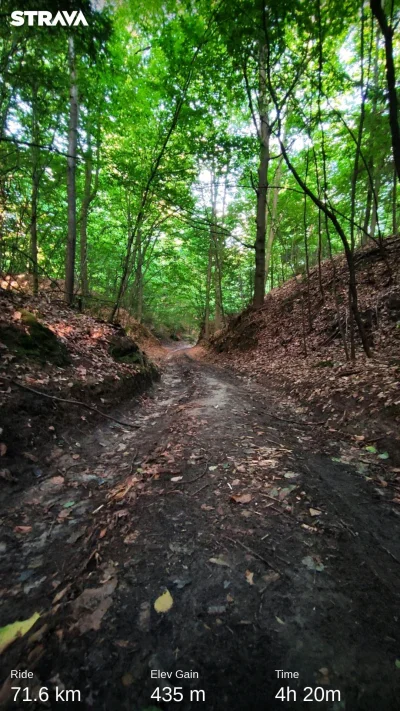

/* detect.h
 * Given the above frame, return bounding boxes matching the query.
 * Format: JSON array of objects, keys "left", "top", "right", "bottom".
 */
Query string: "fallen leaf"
[
  {"left": 262, "top": 572, "right": 280, "bottom": 585},
  {"left": 245, "top": 570, "right": 254, "bottom": 585},
  {"left": 378, "top": 452, "right": 389, "bottom": 460},
  {"left": 230, "top": 493, "right": 252, "bottom": 504},
  {"left": 201, "top": 504, "right": 214, "bottom": 511},
  {"left": 309, "top": 508, "right": 322, "bottom": 517},
  {"left": 23, "top": 452, "right": 39, "bottom": 462},
  {"left": 0, "top": 443, "right": 7, "bottom": 457},
  {"left": 301, "top": 523, "right": 318, "bottom": 533},
  {"left": 52, "top": 585, "right": 71, "bottom": 605},
  {"left": 171, "top": 476, "right": 183, "bottom": 482},
  {"left": 209, "top": 556, "right": 230, "bottom": 568},
  {"left": 302, "top": 555, "right": 325, "bottom": 572},
  {"left": 0, "top": 612, "right": 40, "bottom": 654},
  {"left": 275, "top": 616, "right": 285, "bottom": 625},
  {"left": 14, "top": 525, "right": 32, "bottom": 534},
  {"left": 365, "top": 445, "right": 377, "bottom": 454},
  {"left": 72, "top": 579, "right": 117, "bottom": 634},
  {"left": 99, "top": 528, "right": 107, "bottom": 539},
  {"left": 124, "top": 531, "right": 139, "bottom": 544},
  {"left": 154, "top": 589, "right": 173, "bottom": 614}
]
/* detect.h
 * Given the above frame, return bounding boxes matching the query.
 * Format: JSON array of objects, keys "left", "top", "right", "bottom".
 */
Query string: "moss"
[
  {"left": 0, "top": 316, "right": 70, "bottom": 366},
  {"left": 20, "top": 309, "right": 39, "bottom": 326}
]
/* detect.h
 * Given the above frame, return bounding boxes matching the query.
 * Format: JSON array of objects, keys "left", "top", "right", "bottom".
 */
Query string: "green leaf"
[
  {"left": 0, "top": 612, "right": 40, "bottom": 654},
  {"left": 378, "top": 452, "right": 389, "bottom": 460},
  {"left": 63, "top": 501, "right": 75, "bottom": 508},
  {"left": 395, "top": 659, "right": 400, "bottom": 669},
  {"left": 365, "top": 446, "right": 377, "bottom": 454}
]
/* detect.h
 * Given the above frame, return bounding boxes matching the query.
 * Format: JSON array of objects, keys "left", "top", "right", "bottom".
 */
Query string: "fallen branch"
[
  {"left": 223, "top": 535, "right": 282, "bottom": 574},
  {"left": 179, "top": 460, "right": 209, "bottom": 485},
  {"left": 10, "top": 379, "right": 140, "bottom": 429}
]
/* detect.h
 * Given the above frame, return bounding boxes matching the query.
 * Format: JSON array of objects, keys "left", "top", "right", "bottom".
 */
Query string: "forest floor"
[{"left": 1, "top": 347, "right": 400, "bottom": 710}]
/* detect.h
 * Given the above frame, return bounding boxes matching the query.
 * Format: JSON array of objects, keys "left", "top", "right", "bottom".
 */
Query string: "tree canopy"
[{"left": 0, "top": 0, "right": 399, "bottom": 347}]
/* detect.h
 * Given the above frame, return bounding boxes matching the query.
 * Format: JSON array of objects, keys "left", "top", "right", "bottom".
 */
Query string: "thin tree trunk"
[
  {"left": 30, "top": 84, "right": 40, "bottom": 296},
  {"left": 393, "top": 165, "right": 398, "bottom": 235},
  {"left": 79, "top": 132, "right": 92, "bottom": 299},
  {"left": 279, "top": 139, "right": 371, "bottom": 357},
  {"left": 362, "top": 185, "right": 372, "bottom": 243},
  {"left": 370, "top": 170, "right": 381, "bottom": 239},
  {"left": 65, "top": 36, "right": 78, "bottom": 306},
  {"left": 253, "top": 42, "right": 270, "bottom": 307},
  {"left": 370, "top": 0, "right": 400, "bottom": 180},
  {"left": 265, "top": 158, "right": 283, "bottom": 286},
  {"left": 79, "top": 123, "right": 100, "bottom": 299},
  {"left": 204, "top": 242, "right": 213, "bottom": 339}
]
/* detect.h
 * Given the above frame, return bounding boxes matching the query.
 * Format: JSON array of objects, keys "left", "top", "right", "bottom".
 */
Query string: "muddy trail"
[{"left": 1, "top": 351, "right": 400, "bottom": 710}]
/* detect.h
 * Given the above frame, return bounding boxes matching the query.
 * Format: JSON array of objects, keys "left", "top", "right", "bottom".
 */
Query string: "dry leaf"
[
  {"left": 14, "top": 525, "right": 32, "bottom": 534},
  {"left": 0, "top": 443, "right": 7, "bottom": 457},
  {"left": 230, "top": 492, "right": 252, "bottom": 504},
  {"left": 309, "top": 508, "right": 322, "bottom": 517},
  {"left": 209, "top": 556, "right": 230, "bottom": 567},
  {"left": 154, "top": 589, "right": 173, "bottom": 614},
  {"left": 245, "top": 570, "right": 254, "bottom": 585}
]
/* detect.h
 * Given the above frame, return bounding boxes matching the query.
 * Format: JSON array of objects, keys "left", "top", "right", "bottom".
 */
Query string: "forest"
[
  {"left": 1, "top": 1, "right": 400, "bottom": 710},
  {"left": 1, "top": 0, "right": 399, "bottom": 343}
]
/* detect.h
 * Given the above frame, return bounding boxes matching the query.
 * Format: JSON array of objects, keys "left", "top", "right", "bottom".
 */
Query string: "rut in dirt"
[{"left": 1, "top": 351, "right": 400, "bottom": 711}]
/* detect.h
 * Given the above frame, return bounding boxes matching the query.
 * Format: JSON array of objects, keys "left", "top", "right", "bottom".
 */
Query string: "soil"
[{"left": 1, "top": 349, "right": 400, "bottom": 710}]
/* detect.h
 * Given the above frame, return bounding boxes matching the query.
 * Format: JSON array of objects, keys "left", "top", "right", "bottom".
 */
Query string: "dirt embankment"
[
  {"left": 206, "top": 239, "right": 400, "bottom": 447},
  {"left": 0, "top": 285, "right": 159, "bottom": 476}
]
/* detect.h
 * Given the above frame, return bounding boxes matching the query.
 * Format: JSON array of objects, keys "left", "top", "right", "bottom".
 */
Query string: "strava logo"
[{"left": 10, "top": 10, "right": 88, "bottom": 27}]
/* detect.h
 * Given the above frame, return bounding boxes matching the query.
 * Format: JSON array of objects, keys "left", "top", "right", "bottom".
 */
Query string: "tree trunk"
[
  {"left": 279, "top": 138, "right": 371, "bottom": 357},
  {"left": 362, "top": 185, "right": 372, "bottom": 244},
  {"left": 265, "top": 159, "right": 283, "bottom": 288},
  {"left": 30, "top": 85, "right": 40, "bottom": 296},
  {"left": 370, "top": 170, "right": 381, "bottom": 239},
  {"left": 392, "top": 164, "right": 397, "bottom": 235},
  {"left": 65, "top": 36, "right": 78, "bottom": 306},
  {"left": 370, "top": 0, "right": 400, "bottom": 180},
  {"left": 79, "top": 132, "right": 92, "bottom": 300},
  {"left": 253, "top": 43, "right": 270, "bottom": 307},
  {"left": 79, "top": 123, "right": 100, "bottom": 300},
  {"left": 204, "top": 241, "right": 213, "bottom": 339}
]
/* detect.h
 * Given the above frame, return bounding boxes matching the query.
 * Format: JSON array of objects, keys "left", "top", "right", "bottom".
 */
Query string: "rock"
[{"left": 109, "top": 334, "right": 147, "bottom": 366}]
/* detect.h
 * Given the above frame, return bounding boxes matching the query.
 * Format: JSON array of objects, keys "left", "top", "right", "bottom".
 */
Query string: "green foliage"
[{"left": 0, "top": 0, "right": 398, "bottom": 335}]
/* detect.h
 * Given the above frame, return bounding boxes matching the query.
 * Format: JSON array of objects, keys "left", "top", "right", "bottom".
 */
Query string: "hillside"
[
  {"left": 0, "top": 282, "right": 159, "bottom": 466},
  {"left": 207, "top": 238, "right": 400, "bottom": 444}
]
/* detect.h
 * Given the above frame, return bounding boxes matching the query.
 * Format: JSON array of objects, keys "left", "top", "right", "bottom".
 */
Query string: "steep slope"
[{"left": 207, "top": 238, "right": 400, "bottom": 441}]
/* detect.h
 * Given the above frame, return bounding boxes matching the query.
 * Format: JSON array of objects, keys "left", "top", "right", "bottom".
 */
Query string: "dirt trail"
[{"left": 1, "top": 351, "right": 400, "bottom": 710}]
